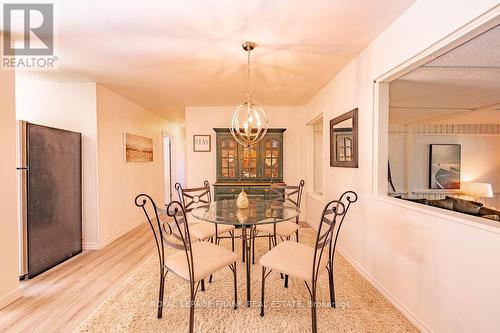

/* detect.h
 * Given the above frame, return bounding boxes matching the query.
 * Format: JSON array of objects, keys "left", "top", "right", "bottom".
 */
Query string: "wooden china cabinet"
[{"left": 213, "top": 128, "right": 286, "bottom": 200}]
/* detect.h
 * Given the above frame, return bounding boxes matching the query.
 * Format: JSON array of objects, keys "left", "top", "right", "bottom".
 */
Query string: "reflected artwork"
[{"left": 429, "top": 144, "right": 461, "bottom": 189}]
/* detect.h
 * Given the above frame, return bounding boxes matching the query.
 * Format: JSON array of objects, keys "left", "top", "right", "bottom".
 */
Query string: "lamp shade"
[{"left": 462, "top": 182, "right": 494, "bottom": 198}]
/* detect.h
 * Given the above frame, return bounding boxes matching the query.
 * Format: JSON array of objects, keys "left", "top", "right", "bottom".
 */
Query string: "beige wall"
[
  {"left": 15, "top": 73, "right": 99, "bottom": 247},
  {"left": 0, "top": 44, "right": 21, "bottom": 308},
  {"left": 185, "top": 106, "right": 307, "bottom": 217},
  {"left": 304, "top": 0, "right": 500, "bottom": 332},
  {"left": 14, "top": 76, "right": 185, "bottom": 251},
  {"left": 96, "top": 85, "right": 185, "bottom": 246}
]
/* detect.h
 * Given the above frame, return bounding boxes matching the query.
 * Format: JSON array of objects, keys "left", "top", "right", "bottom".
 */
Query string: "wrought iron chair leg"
[
  {"left": 284, "top": 275, "right": 289, "bottom": 288},
  {"left": 242, "top": 236, "right": 245, "bottom": 262},
  {"left": 188, "top": 288, "right": 196, "bottom": 333},
  {"left": 209, "top": 274, "right": 213, "bottom": 283},
  {"left": 251, "top": 232, "right": 255, "bottom": 264},
  {"left": 328, "top": 264, "right": 335, "bottom": 308},
  {"left": 295, "top": 216, "right": 300, "bottom": 243},
  {"left": 157, "top": 271, "right": 166, "bottom": 318},
  {"left": 260, "top": 267, "right": 266, "bottom": 316},
  {"left": 201, "top": 279, "right": 205, "bottom": 292},
  {"left": 268, "top": 236, "right": 271, "bottom": 250},
  {"left": 311, "top": 292, "right": 318, "bottom": 333},
  {"left": 232, "top": 263, "right": 238, "bottom": 309},
  {"left": 230, "top": 231, "right": 235, "bottom": 252}
]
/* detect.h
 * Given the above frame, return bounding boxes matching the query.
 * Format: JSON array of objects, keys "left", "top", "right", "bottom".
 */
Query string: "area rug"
[{"left": 76, "top": 228, "right": 417, "bottom": 333}]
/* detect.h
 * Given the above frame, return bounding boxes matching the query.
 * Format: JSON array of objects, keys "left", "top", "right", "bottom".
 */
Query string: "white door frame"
[{"left": 162, "top": 134, "right": 173, "bottom": 205}]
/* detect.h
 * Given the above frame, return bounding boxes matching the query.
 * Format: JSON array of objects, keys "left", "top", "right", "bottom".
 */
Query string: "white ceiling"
[
  {"left": 3, "top": 0, "right": 415, "bottom": 124},
  {"left": 390, "top": 25, "right": 500, "bottom": 125}
]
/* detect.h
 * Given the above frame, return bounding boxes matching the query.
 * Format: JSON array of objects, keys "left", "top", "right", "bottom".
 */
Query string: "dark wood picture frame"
[
  {"left": 429, "top": 144, "right": 461, "bottom": 189},
  {"left": 193, "top": 134, "right": 211, "bottom": 152},
  {"left": 330, "top": 108, "right": 358, "bottom": 168}
]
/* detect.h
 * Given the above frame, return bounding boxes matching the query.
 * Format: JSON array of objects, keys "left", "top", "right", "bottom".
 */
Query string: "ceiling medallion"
[{"left": 230, "top": 41, "right": 269, "bottom": 147}]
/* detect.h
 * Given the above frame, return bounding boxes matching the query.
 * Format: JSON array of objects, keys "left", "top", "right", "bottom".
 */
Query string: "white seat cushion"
[
  {"left": 187, "top": 215, "right": 201, "bottom": 225},
  {"left": 256, "top": 221, "right": 299, "bottom": 237},
  {"left": 259, "top": 241, "right": 327, "bottom": 282},
  {"left": 189, "top": 222, "right": 235, "bottom": 240},
  {"left": 165, "top": 242, "right": 237, "bottom": 282}
]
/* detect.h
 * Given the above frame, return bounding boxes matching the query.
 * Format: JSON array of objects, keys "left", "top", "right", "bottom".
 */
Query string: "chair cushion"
[
  {"left": 259, "top": 241, "right": 328, "bottom": 282},
  {"left": 165, "top": 241, "right": 237, "bottom": 282},
  {"left": 186, "top": 215, "right": 198, "bottom": 224},
  {"left": 189, "top": 222, "right": 235, "bottom": 240},
  {"left": 256, "top": 221, "right": 299, "bottom": 237}
]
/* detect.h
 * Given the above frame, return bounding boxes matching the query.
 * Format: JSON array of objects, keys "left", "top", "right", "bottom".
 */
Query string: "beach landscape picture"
[{"left": 124, "top": 133, "right": 153, "bottom": 162}]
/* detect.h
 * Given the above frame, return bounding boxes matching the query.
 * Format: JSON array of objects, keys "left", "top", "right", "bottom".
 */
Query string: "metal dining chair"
[
  {"left": 175, "top": 181, "right": 235, "bottom": 251},
  {"left": 252, "top": 180, "right": 305, "bottom": 259},
  {"left": 259, "top": 199, "right": 346, "bottom": 333},
  {"left": 252, "top": 180, "right": 304, "bottom": 288},
  {"left": 326, "top": 191, "right": 358, "bottom": 307},
  {"left": 176, "top": 181, "right": 236, "bottom": 288},
  {"left": 135, "top": 195, "right": 238, "bottom": 333}
]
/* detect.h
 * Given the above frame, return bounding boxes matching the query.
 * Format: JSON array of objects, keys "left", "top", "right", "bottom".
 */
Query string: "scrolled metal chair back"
[
  {"left": 135, "top": 194, "right": 195, "bottom": 283},
  {"left": 175, "top": 180, "right": 211, "bottom": 213},
  {"left": 135, "top": 194, "right": 167, "bottom": 269},
  {"left": 165, "top": 201, "right": 196, "bottom": 283},
  {"left": 312, "top": 200, "right": 345, "bottom": 284},
  {"left": 269, "top": 179, "right": 305, "bottom": 209},
  {"left": 330, "top": 191, "right": 358, "bottom": 260}
]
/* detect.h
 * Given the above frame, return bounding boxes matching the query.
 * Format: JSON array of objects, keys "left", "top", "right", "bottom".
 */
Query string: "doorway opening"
[{"left": 307, "top": 114, "right": 324, "bottom": 196}]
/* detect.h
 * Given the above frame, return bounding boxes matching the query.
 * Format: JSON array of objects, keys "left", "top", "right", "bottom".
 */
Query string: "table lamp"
[{"left": 462, "top": 182, "right": 494, "bottom": 200}]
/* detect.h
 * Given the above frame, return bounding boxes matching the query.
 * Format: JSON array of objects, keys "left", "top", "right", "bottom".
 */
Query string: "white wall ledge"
[{"left": 373, "top": 195, "right": 500, "bottom": 235}]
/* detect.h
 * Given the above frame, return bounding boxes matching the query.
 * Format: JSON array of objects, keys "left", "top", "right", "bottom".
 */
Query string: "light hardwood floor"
[{"left": 0, "top": 223, "right": 155, "bottom": 333}]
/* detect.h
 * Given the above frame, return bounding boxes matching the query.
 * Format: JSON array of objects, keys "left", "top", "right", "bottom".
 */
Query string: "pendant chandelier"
[{"left": 230, "top": 41, "right": 268, "bottom": 147}]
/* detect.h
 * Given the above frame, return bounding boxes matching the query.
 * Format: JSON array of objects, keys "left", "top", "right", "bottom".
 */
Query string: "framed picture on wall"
[
  {"left": 429, "top": 144, "right": 461, "bottom": 189},
  {"left": 193, "top": 135, "right": 211, "bottom": 152},
  {"left": 124, "top": 133, "right": 154, "bottom": 162}
]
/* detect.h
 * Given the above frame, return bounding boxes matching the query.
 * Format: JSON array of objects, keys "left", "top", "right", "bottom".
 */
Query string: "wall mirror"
[{"left": 330, "top": 108, "right": 358, "bottom": 168}]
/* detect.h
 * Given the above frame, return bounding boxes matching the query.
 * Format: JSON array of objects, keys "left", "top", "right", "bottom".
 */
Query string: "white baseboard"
[
  {"left": 82, "top": 242, "right": 100, "bottom": 250},
  {"left": 337, "top": 246, "right": 432, "bottom": 333},
  {"left": 98, "top": 220, "right": 142, "bottom": 249},
  {"left": 0, "top": 287, "right": 21, "bottom": 310}
]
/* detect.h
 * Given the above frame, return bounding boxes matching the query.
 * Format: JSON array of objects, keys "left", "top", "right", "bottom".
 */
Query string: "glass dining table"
[{"left": 191, "top": 198, "right": 300, "bottom": 307}]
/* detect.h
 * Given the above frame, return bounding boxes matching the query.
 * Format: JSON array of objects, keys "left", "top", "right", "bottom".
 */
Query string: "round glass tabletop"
[{"left": 191, "top": 199, "right": 300, "bottom": 226}]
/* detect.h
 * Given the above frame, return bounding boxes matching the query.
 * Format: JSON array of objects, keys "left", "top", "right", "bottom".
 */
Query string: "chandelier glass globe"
[{"left": 230, "top": 41, "right": 269, "bottom": 147}]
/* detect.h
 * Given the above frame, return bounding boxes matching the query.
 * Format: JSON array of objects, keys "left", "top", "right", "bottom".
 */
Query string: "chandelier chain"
[
  {"left": 246, "top": 47, "right": 251, "bottom": 101},
  {"left": 231, "top": 41, "right": 268, "bottom": 147}
]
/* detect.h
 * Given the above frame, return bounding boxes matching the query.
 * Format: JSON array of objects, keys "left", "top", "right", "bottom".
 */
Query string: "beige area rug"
[{"left": 76, "top": 228, "right": 417, "bottom": 333}]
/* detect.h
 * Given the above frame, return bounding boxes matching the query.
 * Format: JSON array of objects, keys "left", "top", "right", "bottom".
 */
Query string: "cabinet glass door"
[
  {"left": 218, "top": 136, "right": 238, "bottom": 180},
  {"left": 262, "top": 135, "right": 282, "bottom": 180},
  {"left": 240, "top": 145, "right": 259, "bottom": 180}
]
